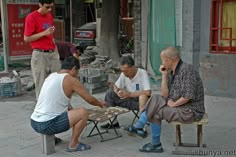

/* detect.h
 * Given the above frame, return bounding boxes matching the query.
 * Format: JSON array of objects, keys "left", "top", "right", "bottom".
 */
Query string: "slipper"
[
  {"left": 124, "top": 125, "right": 137, "bottom": 137},
  {"left": 66, "top": 142, "right": 91, "bottom": 152},
  {"left": 139, "top": 143, "right": 163, "bottom": 153},
  {"left": 124, "top": 125, "right": 148, "bottom": 138},
  {"left": 124, "top": 125, "right": 137, "bottom": 133}
]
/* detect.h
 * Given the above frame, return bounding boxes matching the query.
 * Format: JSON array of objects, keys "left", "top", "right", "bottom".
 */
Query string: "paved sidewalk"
[{"left": 0, "top": 91, "right": 236, "bottom": 157}]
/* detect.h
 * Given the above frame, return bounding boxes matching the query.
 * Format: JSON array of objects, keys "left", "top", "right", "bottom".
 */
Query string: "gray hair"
[
  {"left": 120, "top": 55, "right": 135, "bottom": 67},
  {"left": 161, "top": 46, "right": 180, "bottom": 59}
]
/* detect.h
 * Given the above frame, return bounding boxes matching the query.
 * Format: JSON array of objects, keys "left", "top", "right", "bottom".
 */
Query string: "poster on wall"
[{"left": 7, "top": 0, "right": 38, "bottom": 56}]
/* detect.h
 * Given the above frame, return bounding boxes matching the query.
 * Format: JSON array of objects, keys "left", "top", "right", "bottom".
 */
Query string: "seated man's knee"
[
  {"left": 138, "top": 95, "right": 149, "bottom": 112},
  {"left": 139, "top": 95, "right": 149, "bottom": 102},
  {"left": 78, "top": 107, "right": 89, "bottom": 119},
  {"left": 106, "top": 88, "right": 116, "bottom": 96},
  {"left": 105, "top": 88, "right": 118, "bottom": 103}
]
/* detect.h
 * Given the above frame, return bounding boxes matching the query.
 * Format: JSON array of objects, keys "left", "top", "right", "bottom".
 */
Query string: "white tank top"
[{"left": 31, "top": 73, "right": 70, "bottom": 122}]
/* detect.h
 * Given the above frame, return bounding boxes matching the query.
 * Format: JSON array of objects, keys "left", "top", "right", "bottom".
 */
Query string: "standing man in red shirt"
[{"left": 24, "top": 0, "right": 61, "bottom": 100}]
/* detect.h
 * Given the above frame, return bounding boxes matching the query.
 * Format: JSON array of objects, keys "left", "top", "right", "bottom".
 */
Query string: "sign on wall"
[{"left": 7, "top": 1, "right": 38, "bottom": 56}]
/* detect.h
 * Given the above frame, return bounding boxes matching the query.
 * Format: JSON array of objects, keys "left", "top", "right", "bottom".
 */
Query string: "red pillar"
[{"left": 120, "top": 0, "right": 128, "bottom": 17}]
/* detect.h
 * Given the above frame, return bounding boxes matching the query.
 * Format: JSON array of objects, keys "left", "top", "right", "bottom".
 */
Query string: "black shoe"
[
  {"left": 100, "top": 122, "right": 120, "bottom": 129},
  {"left": 55, "top": 137, "right": 62, "bottom": 145},
  {"left": 124, "top": 125, "right": 148, "bottom": 138},
  {"left": 139, "top": 143, "right": 163, "bottom": 153}
]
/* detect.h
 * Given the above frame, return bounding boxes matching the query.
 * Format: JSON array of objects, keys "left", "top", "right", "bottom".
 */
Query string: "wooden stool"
[
  {"left": 41, "top": 134, "right": 55, "bottom": 155},
  {"left": 170, "top": 113, "right": 208, "bottom": 155}
]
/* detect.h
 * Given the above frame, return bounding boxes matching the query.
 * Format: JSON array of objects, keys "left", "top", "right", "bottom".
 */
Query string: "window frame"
[{"left": 210, "top": 0, "right": 236, "bottom": 54}]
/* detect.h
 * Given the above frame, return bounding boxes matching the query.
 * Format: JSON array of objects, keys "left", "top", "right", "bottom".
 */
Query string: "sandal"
[
  {"left": 139, "top": 143, "right": 163, "bottom": 153},
  {"left": 66, "top": 142, "right": 91, "bottom": 152},
  {"left": 124, "top": 125, "right": 148, "bottom": 138}
]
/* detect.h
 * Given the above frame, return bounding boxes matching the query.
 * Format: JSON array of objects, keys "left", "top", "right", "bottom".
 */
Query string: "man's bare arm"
[
  {"left": 114, "top": 83, "right": 151, "bottom": 99},
  {"left": 159, "top": 65, "right": 169, "bottom": 98},
  {"left": 24, "top": 27, "right": 55, "bottom": 42},
  {"left": 66, "top": 76, "right": 105, "bottom": 108},
  {"left": 113, "top": 85, "right": 120, "bottom": 95},
  {"left": 129, "top": 90, "right": 151, "bottom": 98}
]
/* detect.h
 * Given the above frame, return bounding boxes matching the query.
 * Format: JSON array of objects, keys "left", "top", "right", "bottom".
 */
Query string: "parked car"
[{"left": 73, "top": 22, "right": 96, "bottom": 49}]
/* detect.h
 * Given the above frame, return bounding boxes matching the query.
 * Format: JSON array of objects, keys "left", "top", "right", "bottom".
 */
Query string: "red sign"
[{"left": 7, "top": 4, "right": 38, "bottom": 56}]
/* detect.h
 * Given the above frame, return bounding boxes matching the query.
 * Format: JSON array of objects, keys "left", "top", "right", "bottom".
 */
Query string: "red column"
[{"left": 120, "top": 0, "right": 128, "bottom": 18}]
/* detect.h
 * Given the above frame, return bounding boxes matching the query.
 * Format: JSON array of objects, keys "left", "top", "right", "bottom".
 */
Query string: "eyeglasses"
[{"left": 44, "top": 5, "right": 53, "bottom": 9}]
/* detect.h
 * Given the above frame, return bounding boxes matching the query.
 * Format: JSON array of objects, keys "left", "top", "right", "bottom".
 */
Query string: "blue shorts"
[{"left": 31, "top": 112, "right": 70, "bottom": 135}]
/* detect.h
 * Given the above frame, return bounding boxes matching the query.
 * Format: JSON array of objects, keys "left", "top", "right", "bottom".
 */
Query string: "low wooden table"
[{"left": 87, "top": 107, "right": 129, "bottom": 142}]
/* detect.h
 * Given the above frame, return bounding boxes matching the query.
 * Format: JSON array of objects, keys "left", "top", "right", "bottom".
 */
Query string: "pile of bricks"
[{"left": 79, "top": 68, "right": 109, "bottom": 94}]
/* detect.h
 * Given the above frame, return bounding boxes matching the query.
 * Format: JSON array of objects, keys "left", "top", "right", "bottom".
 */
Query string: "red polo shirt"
[{"left": 24, "top": 10, "right": 55, "bottom": 50}]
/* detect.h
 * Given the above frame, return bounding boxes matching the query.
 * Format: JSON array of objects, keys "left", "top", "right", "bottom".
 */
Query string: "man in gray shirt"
[{"left": 126, "top": 46, "right": 205, "bottom": 153}]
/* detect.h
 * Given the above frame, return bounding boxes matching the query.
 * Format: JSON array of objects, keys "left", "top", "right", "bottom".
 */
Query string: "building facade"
[{"left": 137, "top": 0, "right": 236, "bottom": 98}]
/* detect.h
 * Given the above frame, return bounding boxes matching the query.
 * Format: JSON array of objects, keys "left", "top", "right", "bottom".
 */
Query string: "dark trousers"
[{"left": 105, "top": 88, "right": 139, "bottom": 110}]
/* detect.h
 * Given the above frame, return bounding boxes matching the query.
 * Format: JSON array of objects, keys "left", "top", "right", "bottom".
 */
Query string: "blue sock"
[
  {"left": 134, "top": 111, "right": 147, "bottom": 129},
  {"left": 150, "top": 123, "right": 161, "bottom": 145}
]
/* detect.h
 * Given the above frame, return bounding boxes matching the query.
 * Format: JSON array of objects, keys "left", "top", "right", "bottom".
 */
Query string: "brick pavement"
[{"left": 1, "top": 92, "right": 236, "bottom": 157}]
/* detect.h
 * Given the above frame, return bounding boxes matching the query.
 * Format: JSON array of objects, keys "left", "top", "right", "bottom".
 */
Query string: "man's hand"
[
  {"left": 98, "top": 100, "right": 107, "bottom": 108},
  {"left": 167, "top": 97, "right": 190, "bottom": 107},
  {"left": 159, "top": 65, "right": 168, "bottom": 75},
  {"left": 117, "top": 89, "right": 130, "bottom": 99},
  {"left": 167, "top": 99, "right": 176, "bottom": 107},
  {"left": 73, "top": 53, "right": 79, "bottom": 60},
  {"left": 44, "top": 26, "right": 55, "bottom": 36}
]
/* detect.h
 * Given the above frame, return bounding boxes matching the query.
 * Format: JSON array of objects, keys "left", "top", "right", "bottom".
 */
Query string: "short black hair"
[
  {"left": 39, "top": 0, "right": 54, "bottom": 5},
  {"left": 61, "top": 56, "right": 80, "bottom": 70},
  {"left": 120, "top": 55, "right": 135, "bottom": 67},
  {"left": 75, "top": 45, "right": 84, "bottom": 54}
]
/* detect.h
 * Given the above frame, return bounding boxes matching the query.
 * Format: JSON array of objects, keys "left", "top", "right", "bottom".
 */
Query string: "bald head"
[{"left": 161, "top": 46, "right": 180, "bottom": 60}]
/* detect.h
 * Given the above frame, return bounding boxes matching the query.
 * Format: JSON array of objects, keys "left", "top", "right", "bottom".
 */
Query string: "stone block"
[
  {"left": 78, "top": 68, "right": 108, "bottom": 94},
  {"left": 87, "top": 74, "right": 108, "bottom": 84},
  {"left": 87, "top": 75, "right": 102, "bottom": 84},
  {"left": 100, "top": 74, "right": 108, "bottom": 81},
  {"left": 41, "top": 134, "right": 55, "bottom": 155},
  {"left": 84, "top": 80, "right": 108, "bottom": 89},
  {"left": 108, "top": 73, "right": 120, "bottom": 83},
  {"left": 79, "top": 68, "right": 105, "bottom": 76},
  {"left": 80, "top": 76, "right": 87, "bottom": 83}
]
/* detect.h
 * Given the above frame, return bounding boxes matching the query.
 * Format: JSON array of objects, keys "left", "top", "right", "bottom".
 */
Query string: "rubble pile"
[
  {"left": 80, "top": 49, "right": 97, "bottom": 66},
  {"left": 1, "top": 47, "right": 124, "bottom": 96}
]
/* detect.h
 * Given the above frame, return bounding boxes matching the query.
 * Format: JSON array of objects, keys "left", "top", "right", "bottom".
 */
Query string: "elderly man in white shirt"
[{"left": 101, "top": 55, "right": 151, "bottom": 129}]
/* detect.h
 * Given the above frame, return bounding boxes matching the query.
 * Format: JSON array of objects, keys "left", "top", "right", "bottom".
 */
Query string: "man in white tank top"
[
  {"left": 101, "top": 55, "right": 151, "bottom": 129},
  {"left": 31, "top": 56, "right": 106, "bottom": 152}
]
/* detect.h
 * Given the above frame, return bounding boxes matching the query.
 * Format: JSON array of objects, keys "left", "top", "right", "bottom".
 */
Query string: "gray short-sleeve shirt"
[{"left": 168, "top": 60, "right": 205, "bottom": 120}]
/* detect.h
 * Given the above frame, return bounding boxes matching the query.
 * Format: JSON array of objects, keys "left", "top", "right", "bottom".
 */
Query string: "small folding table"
[{"left": 87, "top": 107, "right": 129, "bottom": 142}]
